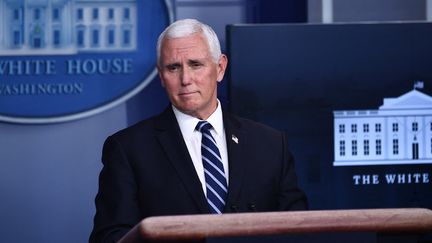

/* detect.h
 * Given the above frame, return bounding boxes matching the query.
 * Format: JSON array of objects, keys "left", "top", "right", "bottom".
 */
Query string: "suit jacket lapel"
[
  {"left": 155, "top": 107, "right": 209, "bottom": 213},
  {"left": 223, "top": 113, "right": 246, "bottom": 210}
]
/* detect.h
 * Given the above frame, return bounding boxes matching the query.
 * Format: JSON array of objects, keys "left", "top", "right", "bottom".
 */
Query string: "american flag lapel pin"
[{"left": 231, "top": 134, "right": 239, "bottom": 144}]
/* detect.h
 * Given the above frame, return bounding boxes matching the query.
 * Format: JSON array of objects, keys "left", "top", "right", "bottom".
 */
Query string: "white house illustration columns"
[{"left": 334, "top": 89, "right": 432, "bottom": 166}]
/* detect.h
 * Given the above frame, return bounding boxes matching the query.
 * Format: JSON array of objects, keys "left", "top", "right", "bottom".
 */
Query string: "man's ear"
[{"left": 216, "top": 54, "right": 228, "bottom": 82}]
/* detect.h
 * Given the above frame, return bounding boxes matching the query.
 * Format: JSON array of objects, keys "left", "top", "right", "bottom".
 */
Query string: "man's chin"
[{"left": 174, "top": 103, "right": 199, "bottom": 115}]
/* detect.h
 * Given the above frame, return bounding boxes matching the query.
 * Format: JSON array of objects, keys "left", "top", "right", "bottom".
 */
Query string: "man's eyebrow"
[
  {"left": 188, "top": 59, "right": 205, "bottom": 64},
  {"left": 164, "top": 59, "right": 205, "bottom": 67},
  {"left": 164, "top": 63, "right": 181, "bottom": 68}
]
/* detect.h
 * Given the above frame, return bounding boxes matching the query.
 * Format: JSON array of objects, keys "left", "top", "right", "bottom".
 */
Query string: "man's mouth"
[{"left": 179, "top": 91, "right": 198, "bottom": 96}]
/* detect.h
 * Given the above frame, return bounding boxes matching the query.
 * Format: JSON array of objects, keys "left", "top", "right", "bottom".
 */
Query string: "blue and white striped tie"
[{"left": 196, "top": 121, "right": 228, "bottom": 214}]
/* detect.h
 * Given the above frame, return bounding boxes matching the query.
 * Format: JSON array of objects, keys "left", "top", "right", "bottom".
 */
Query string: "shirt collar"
[{"left": 172, "top": 100, "right": 224, "bottom": 139}]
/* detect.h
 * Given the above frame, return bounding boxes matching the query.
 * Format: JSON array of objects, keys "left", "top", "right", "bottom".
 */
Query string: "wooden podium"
[{"left": 119, "top": 208, "right": 432, "bottom": 243}]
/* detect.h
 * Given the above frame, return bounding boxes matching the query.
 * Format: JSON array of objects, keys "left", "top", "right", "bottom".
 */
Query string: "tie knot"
[{"left": 196, "top": 121, "right": 213, "bottom": 133}]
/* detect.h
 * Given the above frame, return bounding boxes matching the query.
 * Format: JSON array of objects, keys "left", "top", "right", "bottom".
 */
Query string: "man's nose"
[{"left": 180, "top": 68, "right": 192, "bottom": 85}]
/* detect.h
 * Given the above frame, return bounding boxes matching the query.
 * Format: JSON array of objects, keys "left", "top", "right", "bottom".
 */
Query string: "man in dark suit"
[{"left": 90, "top": 19, "right": 307, "bottom": 243}]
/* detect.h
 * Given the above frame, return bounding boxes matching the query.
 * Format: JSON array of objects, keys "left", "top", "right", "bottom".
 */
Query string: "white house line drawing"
[
  {"left": 333, "top": 85, "right": 432, "bottom": 166},
  {"left": 0, "top": 0, "right": 137, "bottom": 56}
]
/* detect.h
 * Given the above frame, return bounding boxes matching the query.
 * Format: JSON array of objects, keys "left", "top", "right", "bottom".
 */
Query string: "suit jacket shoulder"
[
  {"left": 91, "top": 107, "right": 209, "bottom": 243},
  {"left": 222, "top": 112, "right": 307, "bottom": 213}
]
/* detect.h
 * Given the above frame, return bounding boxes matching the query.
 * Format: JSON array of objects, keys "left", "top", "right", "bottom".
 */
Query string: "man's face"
[{"left": 158, "top": 33, "right": 227, "bottom": 120}]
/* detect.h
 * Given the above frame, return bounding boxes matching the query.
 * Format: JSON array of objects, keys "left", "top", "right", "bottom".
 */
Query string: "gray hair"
[{"left": 156, "top": 19, "right": 222, "bottom": 65}]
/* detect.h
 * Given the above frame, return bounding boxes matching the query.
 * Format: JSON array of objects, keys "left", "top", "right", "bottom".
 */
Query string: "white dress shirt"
[{"left": 172, "top": 101, "right": 229, "bottom": 196}]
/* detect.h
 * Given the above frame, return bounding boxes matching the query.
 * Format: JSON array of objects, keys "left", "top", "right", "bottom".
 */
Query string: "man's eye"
[
  {"left": 190, "top": 63, "right": 203, "bottom": 69},
  {"left": 167, "top": 65, "right": 180, "bottom": 72}
]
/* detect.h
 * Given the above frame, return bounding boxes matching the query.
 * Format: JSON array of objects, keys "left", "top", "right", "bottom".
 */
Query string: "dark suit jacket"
[{"left": 90, "top": 107, "right": 307, "bottom": 243}]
